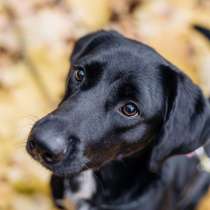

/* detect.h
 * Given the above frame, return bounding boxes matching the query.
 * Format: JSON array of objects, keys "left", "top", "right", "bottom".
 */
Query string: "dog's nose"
[
  {"left": 27, "top": 119, "right": 67, "bottom": 165},
  {"left": 28, "top": 136, "right": 67, "bottom": 164}
]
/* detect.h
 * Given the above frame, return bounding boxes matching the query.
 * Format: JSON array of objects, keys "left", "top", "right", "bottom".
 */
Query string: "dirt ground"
[{"left": 0, "top": 0, "right": 210, "bottom": 210}]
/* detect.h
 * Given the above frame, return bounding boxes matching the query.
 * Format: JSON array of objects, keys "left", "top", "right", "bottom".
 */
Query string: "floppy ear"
[{"left": 150, "top": 64, "right": 210, "bottom": 172}]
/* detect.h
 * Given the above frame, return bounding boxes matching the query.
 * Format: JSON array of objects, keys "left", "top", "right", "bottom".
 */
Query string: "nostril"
[
  {"left": 28, "top": 140, "right": 36, "bottom": 151},
  {"left": 42, "top": 152, "right": 56, "bottom": 164},
  {"left": 42, "top": 152, "right": 64, "bottom": 165}
]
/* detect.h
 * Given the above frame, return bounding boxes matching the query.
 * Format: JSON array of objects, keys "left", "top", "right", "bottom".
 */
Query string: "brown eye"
[
  {"left": 75, "top": 69, "right": 85, "bottom": 82},
  {"left": 120, "top": 102, "right": 139, "bottom": 117}
]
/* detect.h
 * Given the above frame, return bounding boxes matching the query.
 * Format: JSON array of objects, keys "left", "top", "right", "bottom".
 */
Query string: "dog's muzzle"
[{"left": 26, "top": 117, "right": 70, "bottom": 166}]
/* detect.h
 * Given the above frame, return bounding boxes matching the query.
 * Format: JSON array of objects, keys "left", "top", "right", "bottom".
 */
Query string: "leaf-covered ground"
[{"left": 0, "top": 0, "right": 210, "bottom": 210}]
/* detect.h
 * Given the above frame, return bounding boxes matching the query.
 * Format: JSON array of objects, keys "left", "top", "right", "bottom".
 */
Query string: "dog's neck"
[{"left": 92, "top": 148, "right": 156, "bottom": 206}]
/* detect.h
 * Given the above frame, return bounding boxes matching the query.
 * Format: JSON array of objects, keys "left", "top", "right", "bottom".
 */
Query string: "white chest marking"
[
  {"left": 195, "top": 147, "right": 210, "bottom": 172},
  {"left": 65, "top": 170, "right": 96, "bottom": 203}
]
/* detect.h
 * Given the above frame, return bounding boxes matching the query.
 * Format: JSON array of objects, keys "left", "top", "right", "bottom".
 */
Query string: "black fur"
[{"left": 26, "top": 30, "right": 210, "bottom": 210}]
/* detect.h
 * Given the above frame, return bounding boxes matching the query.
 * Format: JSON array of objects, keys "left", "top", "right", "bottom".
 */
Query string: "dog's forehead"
[
  {"left": 71, "top": 31, "right": 165, "bottom": 71},
  {"left": 70, "top": 31, "right": 166, "bottom": 89}
]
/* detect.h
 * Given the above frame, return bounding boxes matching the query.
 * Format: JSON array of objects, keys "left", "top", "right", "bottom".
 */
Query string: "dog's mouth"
[
  {"left": 28, "top": 151, "right": 88, "bottom": 177},
  {"left": 26, "top": 136, "right": 151, "bottom": 176},
  {"left": 26, "top": 139, "right": 110, "bottom": 176}
]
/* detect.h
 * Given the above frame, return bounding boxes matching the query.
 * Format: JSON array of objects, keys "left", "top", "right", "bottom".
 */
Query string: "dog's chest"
[{"left": 64, "top": 170, "right": 96, "bottom": 209}]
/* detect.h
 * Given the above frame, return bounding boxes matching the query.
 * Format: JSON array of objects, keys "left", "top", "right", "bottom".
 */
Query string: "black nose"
[{"left": 27, "top": 119, "right": 67, "bottom": 165}]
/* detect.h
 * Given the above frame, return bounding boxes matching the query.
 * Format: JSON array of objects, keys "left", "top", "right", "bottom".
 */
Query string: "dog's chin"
[
  {"left": 51, "top": 166, "right": 84, "bottom": 177},
  {"left": 40, "top": 161, "right": 86, "bottom": 177},
  {"left": 51, "top": 162, "right": 104, "bottom": 177},
  {"left": 48, "top": 159, "right": 109, "bottom": 177},
  {"left": 26, "top": 153, "right": 85, "bottom": 177}
]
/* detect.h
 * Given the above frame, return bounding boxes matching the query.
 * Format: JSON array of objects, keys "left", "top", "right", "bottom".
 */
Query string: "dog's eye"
[
  {"left": 74, "top": 69, "right": 85, "bottom": 82},
  {"left": 120, "top": 102, "right": 139, "bottom": 117}
]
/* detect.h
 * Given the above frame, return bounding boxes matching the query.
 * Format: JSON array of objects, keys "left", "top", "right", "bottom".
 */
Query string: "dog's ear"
[{"left": 150, "top": 64, "right": 210, "bottom": 172}]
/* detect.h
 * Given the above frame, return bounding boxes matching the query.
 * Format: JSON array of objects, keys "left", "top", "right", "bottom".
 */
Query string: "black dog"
[{"left": 26, "top": 30, "right": 210, "bottom": 210}]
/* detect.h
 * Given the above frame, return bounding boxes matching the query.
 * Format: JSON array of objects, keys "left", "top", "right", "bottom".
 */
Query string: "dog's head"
[{"left": 26, "top": 31, "right": 210, "bottom": 176}]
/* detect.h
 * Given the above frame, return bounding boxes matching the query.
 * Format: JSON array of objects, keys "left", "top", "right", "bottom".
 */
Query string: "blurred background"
[{"left": 0, "top": 0, "right": 210, "bottom": 210}]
